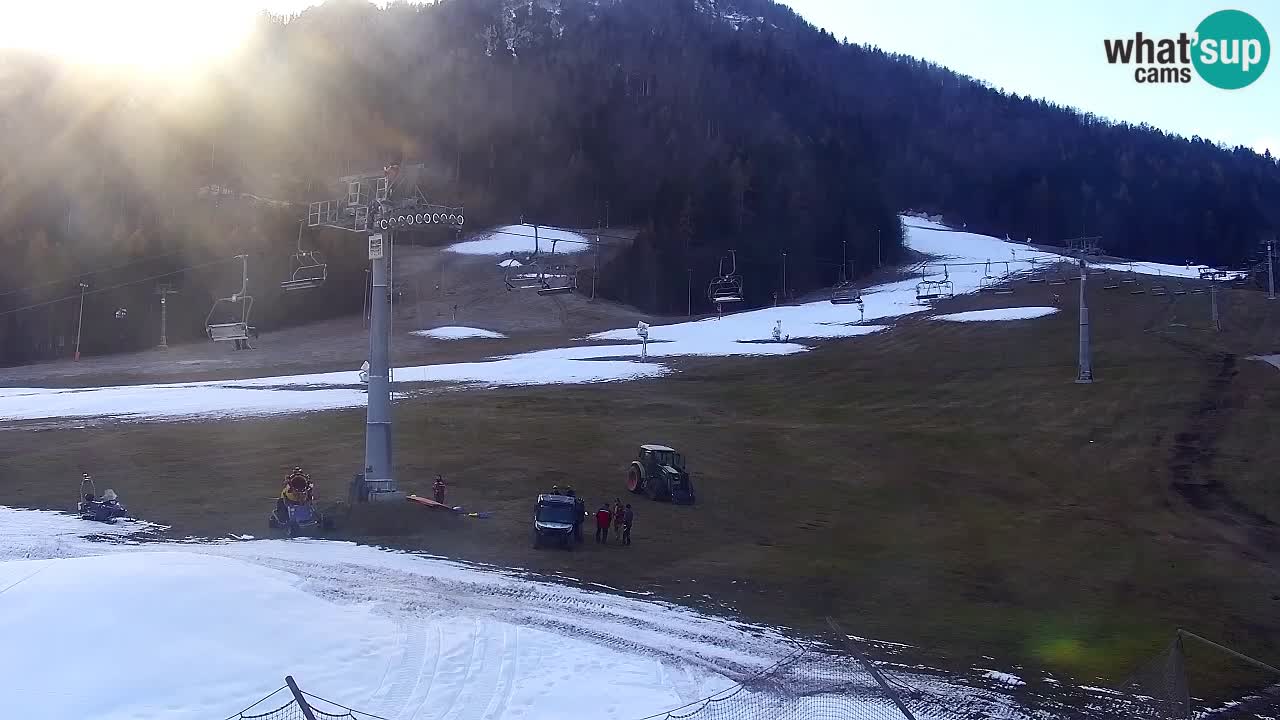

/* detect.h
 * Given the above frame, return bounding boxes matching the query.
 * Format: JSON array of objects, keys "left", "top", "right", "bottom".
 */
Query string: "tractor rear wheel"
[{"left": 627, "top": 464, "right": 644, "bottom": 494}]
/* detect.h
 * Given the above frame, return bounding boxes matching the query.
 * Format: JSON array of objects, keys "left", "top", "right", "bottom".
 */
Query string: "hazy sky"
[
  {"left": 781, "top": 0, "right": 1278, "bottom": 155},
  {"left": 22, "top": 0, "right": 1267, "bottom": 154}
]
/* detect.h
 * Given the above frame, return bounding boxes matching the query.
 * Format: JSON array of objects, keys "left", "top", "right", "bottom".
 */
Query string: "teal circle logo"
[{"left": 1193, "top": 10, "right": 1270, "bottom": 89}]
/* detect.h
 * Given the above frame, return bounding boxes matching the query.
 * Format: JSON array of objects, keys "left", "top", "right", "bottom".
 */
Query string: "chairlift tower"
[
  {"left": 306, "top": 163, "right": 465, "bottom": 503},
  {"left": 155, "top": 283, "right": 178, "bottom": 349},
  {"left": 1075, "top": 257, "right": 1093, "bottom": 384},
  {"left": 1265, "top": 236, "right": 1276, "bottom": 301}
]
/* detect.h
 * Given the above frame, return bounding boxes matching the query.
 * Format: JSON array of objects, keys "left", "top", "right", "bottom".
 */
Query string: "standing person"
[
  {"left": 433, "top": 475, "right": 447, "bottom": 505},
  {"left": 566, "top": 487, "right": 584, "bottom": 543},
  {"left": 612, "top": 498, "right": 624, "bottom": 542},
  {"left": 595, "top": 504, "right": 612, "bottom": 544},
  {"left": 622, "top": 504, "right": 634, "bottom": 546}
]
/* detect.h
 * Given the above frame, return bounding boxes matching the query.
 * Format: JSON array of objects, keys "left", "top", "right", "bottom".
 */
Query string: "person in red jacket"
[{"left": 595, "top": 504, "right": 612, "bottom": 544}]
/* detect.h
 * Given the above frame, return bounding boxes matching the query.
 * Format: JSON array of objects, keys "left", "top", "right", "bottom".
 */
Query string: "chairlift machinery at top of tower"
[{"left": 306, "top": 164, "right": 466, "bottom": 235}]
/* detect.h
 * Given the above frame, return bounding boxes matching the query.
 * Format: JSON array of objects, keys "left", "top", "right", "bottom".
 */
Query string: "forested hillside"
[{"left": 0, "top": 0, "right": 1276, "bottom": 364}]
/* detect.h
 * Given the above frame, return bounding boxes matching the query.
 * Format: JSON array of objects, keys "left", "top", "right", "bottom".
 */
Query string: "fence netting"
[
  {"left": 1118, "top": 635, "right": 1193, "bottom": 720},
  {"left": 223, "top": 646, "right": 957, "bottom": 720},
  {"left": 224, "top": 686, "right": 389, "bottom": 720}
]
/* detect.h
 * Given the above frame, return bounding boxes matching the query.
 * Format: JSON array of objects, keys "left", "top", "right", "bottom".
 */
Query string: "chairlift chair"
[
  {"left": 1172, "top": 283, "right": 1188, "bottom": 296},
  {"left": 281, "top": 222, "right": 328, "bottom": 291},
  {"left": 504, "top": 255, "right": 546, "bottom": 291},
  {"left": 1150, "top": 283, "right": 1168, "bottom": 297},
  {"left": 979, "top": 262, "right": 1015, "bottom": 295},
  {"left": 206, "top": 255, "right": 254, "bottom": 342},
  {"left": 538, "top": 264, "right": 578, "bottom": 296},
  {"left": 1025, "top": 260, "right": 1047, "bottom": 285},
  {"left": 1102, "top": 271, "right": 1120, "bottom": 290},
  {"left": 915, "top": 265, "right": 954, "bottom": 301},
  {"left": 708, "top": 250, "right": 744, "bottom": 305},
  {"left": 830, "top": 281, "right": 862, "bottom": 305}
]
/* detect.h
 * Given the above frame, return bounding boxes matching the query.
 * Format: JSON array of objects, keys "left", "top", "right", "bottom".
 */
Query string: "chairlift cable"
[
  {"left": 0, "top": 255, "right": 243, "bottom": 318},
  {"left": 0, "top": 248, "right": 188, "bottom": 299}
]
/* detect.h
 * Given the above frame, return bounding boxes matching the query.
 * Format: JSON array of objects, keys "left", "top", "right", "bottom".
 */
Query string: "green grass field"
[{"left": 4, "top": 280, "right": 1280, "bottom": 696}]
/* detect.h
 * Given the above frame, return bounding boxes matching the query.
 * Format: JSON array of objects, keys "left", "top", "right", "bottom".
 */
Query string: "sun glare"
[{"left": 0, "top": 1, "right": 258, "bottom": 71}]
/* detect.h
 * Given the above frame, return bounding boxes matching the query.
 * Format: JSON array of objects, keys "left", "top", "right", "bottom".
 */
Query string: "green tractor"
[{"left": 627, "top": 444, "right": 696, "bottom": 504}]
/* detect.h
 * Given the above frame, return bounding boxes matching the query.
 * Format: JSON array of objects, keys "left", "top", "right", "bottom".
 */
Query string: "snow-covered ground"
[
  {"left": 934, "top": 307, "right": 1059, "bottom": 323},
  {"left": 1092, "top": 261, "right": 1247, "bottom": 280},
  {"left": 447, "top": 224, "right": 591, "bottom": 256},
  {"left": 0, "top": 506, "right": 1033, "bottom": 720},
  {"left": 411, "top": 326, "right": 508, "bottom": 340}
]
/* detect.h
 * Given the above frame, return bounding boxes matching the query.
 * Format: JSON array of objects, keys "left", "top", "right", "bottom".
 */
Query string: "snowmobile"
[
  {"left": 269, "top": 500, "right": 332, "bottom": 537},
  {"left": 77, "top": 475, "right": 129, "bottom": 523}
]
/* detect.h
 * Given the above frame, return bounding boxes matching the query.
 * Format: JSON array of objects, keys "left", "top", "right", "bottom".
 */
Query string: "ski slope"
[
  {"left": 447, "top": 224, "right": 590, "bottom": 255},
  {"left": 934, "top": 308, "right": 1059, "bottom": 322},
  {"left": 0, "top": 217, "right": 1092, "bottom": 424},
  {"left": 411, "top": 326, "right": 509, "bottom": 340},
  {"left": 0, "top": 506, "right": 1034, "bottom": 720}
]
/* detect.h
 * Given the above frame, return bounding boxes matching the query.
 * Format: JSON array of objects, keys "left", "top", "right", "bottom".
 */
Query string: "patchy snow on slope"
[
  {"left": 981, "top": 669, "right": 1027, "bottom": 687},
  {"left": 498, "top": 258, "right": 523, "bottom": 268},
  {"left": 0, "top": 383, "right": 369, "bottom": 423},
  {"left": 588, "top": 307, "right": 888, "bottom": 353},
  {"left": 933, "top": 307, "right": 1059, "bottom": 323},
  {"left": 1092, "top": 261, "right": 1247, "bottom": 280},
  {"left": 0, "top": 505, "right": 1037, "bottom": 720},
  {"left": 0, "top": 354, "right": 668, "bottom": 422},
  {"left": 411, "top": 326, "right": 508, "bottom": 340},
  {"left": 447, "top": 224, "right": 590, "bottom": 255}
]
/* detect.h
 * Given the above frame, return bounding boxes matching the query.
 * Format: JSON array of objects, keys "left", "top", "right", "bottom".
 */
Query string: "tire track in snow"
[
  {"left": 480, "top": 624, "right": 518, "bottom": 720},
  {"left": 368, "top": 617, "right": 433, "bottom": 720},
  {"left": 441, "top": 619, "right": 509, "bottom": 720},
  {"left": 400, "top": 624, "right": 444, "bottom": 720},
  {"left": 415, "top": 620, "right": 480, "bottom": 720}
]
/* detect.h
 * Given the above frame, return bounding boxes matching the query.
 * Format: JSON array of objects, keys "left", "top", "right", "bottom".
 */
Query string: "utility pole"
[
  {"left": 74, "top": 281, "right": 88, "bottom": 361},
  {"left": 877, "top": 228, "right": 882, "bottom": 268},
  {"left": 1075, "top": 258, "right": 1093, "bottom": 384},
  {"left": 841, "top": 240, "right": 848, "bottom": 283},
  {"left": 592, "top": 233, "right": 600, "bottom": 301},
  {"left": 781, "top": 251, "right": 788, "bottom": 301},
  {"left": 1211, "top": 281, "right": 1221, "bottom": 332},
  {"left": 687, "top": 268, "right": 692, "bottom": 317},
  {"left": 155, "top": 283, "right": 178, "bottom": 350}
]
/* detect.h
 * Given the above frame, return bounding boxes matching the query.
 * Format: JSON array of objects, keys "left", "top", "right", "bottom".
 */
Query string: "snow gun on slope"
[{"left": 77, "top": 474, "right": 129, "bottom": 523}]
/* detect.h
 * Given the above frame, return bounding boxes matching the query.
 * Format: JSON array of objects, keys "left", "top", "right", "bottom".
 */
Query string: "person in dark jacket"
[
  {"left": 433, "top": 475, "right": 447, "bottom": 504},
  {"left": 622, "top": 504, "right": 634, "bottom": 546},
  {"left": 611, "top": 499, "right": 624, "bottom": 542},
  {"left": 566, "top": 487, "right": 584, "bottom": 542},
  {"left": 595, "top": 504, "right": 612, "bottom": 544}
]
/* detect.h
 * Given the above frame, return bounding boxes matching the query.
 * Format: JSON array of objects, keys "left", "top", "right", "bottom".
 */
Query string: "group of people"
[
  {"left": 547, "top": 486, "right": 634, "bottom": 546},
  {"left": 278, "top": 470, "right": 637, "bottom": 546},
  {"left": 595, "top": 498, "right": 633, "bottom": 546}
]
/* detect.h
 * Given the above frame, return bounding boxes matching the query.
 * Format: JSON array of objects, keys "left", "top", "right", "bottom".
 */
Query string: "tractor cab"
[{"left": 628, "top": 444, "right": 696, "bottom": 504}]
